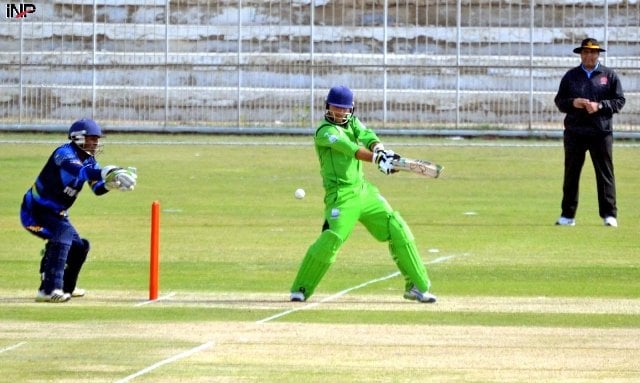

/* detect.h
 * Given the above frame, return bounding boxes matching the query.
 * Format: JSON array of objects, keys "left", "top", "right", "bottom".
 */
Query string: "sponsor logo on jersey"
[{"left": 324, "top": 132, "right": 338, "bottom": 143}]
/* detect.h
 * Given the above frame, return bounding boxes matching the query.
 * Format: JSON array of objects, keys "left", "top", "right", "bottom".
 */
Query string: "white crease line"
[
  {"left": 0, "top": 341, "right": 27, "bottom": 354},
  {"left": 256, "top": 272, "right": 400, "bottom": 324},
  {"left": 109, "top": 255, "right": 461, "bottom": 381},
  {"left": 134, "top": 292, "right": 176, "bottom": 307},
  {"left": 114, "top": 341, "right": 214, "bottom": 383},
  {"left": 257, "top": 254, "right": 460, "bottom": 324}
]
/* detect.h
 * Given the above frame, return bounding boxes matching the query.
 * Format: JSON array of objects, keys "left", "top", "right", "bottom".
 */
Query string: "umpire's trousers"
[{"left": 561, "top": 129, "right": 617, "bottom": 219}]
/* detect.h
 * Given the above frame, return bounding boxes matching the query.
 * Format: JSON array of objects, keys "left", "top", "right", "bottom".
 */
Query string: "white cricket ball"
[{"left": 294, "top": 188, "right": 305, "bottom": 199}]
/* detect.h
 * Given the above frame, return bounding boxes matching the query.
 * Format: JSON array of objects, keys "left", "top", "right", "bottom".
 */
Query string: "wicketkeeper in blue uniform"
[{"left": 20, "top": 119, "right": 138, "bottom": 302}]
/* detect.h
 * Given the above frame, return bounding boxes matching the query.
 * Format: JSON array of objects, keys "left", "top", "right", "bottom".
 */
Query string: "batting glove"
[
  {"left": 371, "top": 143, "right": 385, "bottom": 164},
  {"left": 376, "top": 150, "right": 400, "bottom": 175}
]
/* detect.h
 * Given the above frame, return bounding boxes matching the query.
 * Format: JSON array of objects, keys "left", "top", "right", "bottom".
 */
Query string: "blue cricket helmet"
[
  {"left": 326, "top": 85, "right": 354, "bottom": 108},
  {"left": 325, "top": 86, "right": 355, "bottom": 125},
  {"left": 68, "top": 118, "right": 102, "bottom": 139},
  {"left": 68, "top": 118, "right": 103, "bottom": 155}
]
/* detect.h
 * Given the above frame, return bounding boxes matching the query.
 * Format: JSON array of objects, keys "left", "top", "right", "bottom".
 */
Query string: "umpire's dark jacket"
[{"left": 554, "top": 63, "right": 625, "bottom": 134}]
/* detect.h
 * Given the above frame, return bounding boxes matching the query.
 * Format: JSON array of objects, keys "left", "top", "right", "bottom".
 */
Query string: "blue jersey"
[{"left": 24, "top": 142, "right": 108, "bottom": 215}]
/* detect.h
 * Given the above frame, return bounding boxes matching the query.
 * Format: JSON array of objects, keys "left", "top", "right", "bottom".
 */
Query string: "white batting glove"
[
  {"left": 377, "top": 153, "right": 396, "bottom": 175},
  {"left": 375, "top": 149, "right": 401, "bottom": 175},
  {"left": 371, "top": 143, "right": 385, "bottom": 164}
]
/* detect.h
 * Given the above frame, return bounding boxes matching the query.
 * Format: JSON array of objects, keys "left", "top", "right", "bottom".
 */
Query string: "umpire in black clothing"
[{"left": 554, "top": 38, "right": 625, "bottom": 227}]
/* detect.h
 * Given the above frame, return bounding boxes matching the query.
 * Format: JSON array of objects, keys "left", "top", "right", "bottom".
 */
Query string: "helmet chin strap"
[{"left": 325, "top": 109, "right": 352, "bottom": 125}]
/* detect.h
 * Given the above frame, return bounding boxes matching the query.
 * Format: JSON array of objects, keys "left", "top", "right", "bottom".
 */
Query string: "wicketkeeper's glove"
[{"left": 101, "top": 165, "right": 137, "bottom": 191}]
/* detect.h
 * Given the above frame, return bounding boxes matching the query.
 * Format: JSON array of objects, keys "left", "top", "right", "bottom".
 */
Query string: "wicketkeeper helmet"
[{"left": 68, "top": 118, "right": 103, "bottom": 155}]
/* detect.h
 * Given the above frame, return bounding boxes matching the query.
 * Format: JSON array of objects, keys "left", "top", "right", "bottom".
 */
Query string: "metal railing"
[{"left": 1, "top": 0, "right": 638, "bottom": 135}]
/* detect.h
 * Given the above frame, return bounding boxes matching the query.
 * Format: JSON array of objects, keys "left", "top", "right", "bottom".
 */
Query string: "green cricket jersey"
[
  {"left": 293, "top": 115, "right": 433, "bottom": 300},
  {"left": 314, "top": 116, "right": 380, "bottom": 193}
]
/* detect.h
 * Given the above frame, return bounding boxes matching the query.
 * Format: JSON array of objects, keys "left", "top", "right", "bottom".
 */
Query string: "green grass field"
[{"left": 1, "top": 133, "right": 639, "bottom": 382}]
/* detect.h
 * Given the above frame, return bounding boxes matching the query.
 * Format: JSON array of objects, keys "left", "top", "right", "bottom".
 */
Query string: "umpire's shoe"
[{"left": 555, "top": 216, "right": 576, "bottom": 226}]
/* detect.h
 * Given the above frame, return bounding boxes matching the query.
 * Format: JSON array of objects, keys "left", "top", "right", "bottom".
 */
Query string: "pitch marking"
[
  {"left": 114, "top": 341, "right": 214, "bottom": 383},
  {"left": 134, "top": 292, "right": 176, "bottom": 307},
  {"left": 256, "top": 254, "right": 459, "bottom": 324},
  {"left": 113, "top": 255, "right": 460, "bottom": 380},
  {"left": 0, "top": 341, "right": 26, "bottom": 354}
]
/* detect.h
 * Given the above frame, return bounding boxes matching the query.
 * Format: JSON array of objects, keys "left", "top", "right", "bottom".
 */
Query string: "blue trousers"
[{"left": 20, "top": 196, "right": 87, "bottom": 293}]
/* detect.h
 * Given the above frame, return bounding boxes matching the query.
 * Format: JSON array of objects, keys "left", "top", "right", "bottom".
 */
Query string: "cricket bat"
[{"left": 392, "top": 157, "right": 444, "bottom": 178}]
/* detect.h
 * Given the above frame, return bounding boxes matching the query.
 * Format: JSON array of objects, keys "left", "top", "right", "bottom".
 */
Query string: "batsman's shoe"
[
  {"left": 290, "top": 292, "right": 305, "bottom": 302},
  {"left": 403, "top": 286, "right": 437, "bottom": 303},
  {"left": 604, "top": 216, "right": 618, "bottom": 227},
  {"left": 71, "top": 288, "right": 86, "bottom": 297},
  {"left": 36, "top": 289, "right": 71, "bottom": 303},
  {"left": 555, "top": 216, "right": 576, "bottom": 226}
]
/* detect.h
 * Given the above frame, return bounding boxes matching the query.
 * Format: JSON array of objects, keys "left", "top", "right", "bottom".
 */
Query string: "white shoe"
[
  {"left": 36, "top": 289, "right": 71, "bottom": 303},
  {"left": 71, "top": 288, "right": 86, "bottom": 297},
  {"left": 555, "top": 216, "right": 575, "bottom": 226},
  {"left": 290, "top": 292, "right": 305, "bottom": 302},
  {"left": 403, "top": 286, "right": 437, "bottom": 303},
  {"left": 604, "top": 216, "right": 618, "bottom": 227}
]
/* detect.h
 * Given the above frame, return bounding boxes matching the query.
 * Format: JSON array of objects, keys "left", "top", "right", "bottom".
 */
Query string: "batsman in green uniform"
[{"left": 290, "top": 85, "right": 436, "bottom": 303}]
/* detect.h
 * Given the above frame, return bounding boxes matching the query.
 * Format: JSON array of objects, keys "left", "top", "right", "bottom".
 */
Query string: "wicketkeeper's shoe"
[
  {"left": 603, "top": 216, "right": 618, "bottom": 227},
  {"left": 71, "top": 288, "right": 86, "bottom": 297},
  {"left": 555, "top": 216, "right": 576, "bottom": 226},
  {"left": 35, "top": 289, "right": 71, "bottom": 303},
  {"left": 403, "top": 286, "right": 437, "bottom": 303},
  {"left": 290, "top": 292, "right": 305, "bottom": 302}
]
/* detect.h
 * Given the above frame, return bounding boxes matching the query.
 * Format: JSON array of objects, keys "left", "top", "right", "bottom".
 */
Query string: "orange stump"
[{"left": 149, "top": 200, "right": 160, "bottom": 300}]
